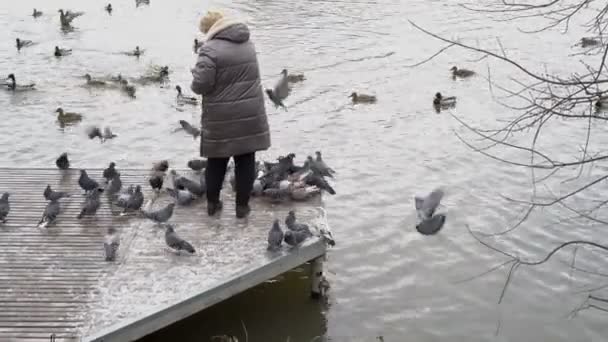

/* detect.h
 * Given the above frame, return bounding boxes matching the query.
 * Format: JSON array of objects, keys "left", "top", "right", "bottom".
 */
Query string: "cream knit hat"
[{"left": 199, "top": 10, "right": 223, "bottom": 33}]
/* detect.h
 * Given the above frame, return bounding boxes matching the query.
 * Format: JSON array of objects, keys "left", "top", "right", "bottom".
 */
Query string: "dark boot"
[
  {"left": 235, "top": 204, "right": 250, "bottom": 219},
  {"left": 207, "top": 200, "right": 223, "bottom": 216}
]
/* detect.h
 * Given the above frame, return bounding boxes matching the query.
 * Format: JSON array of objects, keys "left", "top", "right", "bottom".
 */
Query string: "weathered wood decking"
[{"left": 0, "top": 168, "right": 327, "bottom": 341}]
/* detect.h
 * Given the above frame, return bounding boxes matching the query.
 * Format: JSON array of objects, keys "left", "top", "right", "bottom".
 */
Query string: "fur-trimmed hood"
[{"left": 205, "top": 18, "right": 250, "bottom": 43}]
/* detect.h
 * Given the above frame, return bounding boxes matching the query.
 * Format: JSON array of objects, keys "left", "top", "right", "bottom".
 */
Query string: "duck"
[
  {"left": 105, "top": 4, "right": 113, "bottom": 14},
  {"left": 450, "top": 66, "right": 475, "bottom": 78},
  {"left": 16, "top": 38, "right": 34, "bottom": 51},
  {"left": 119, "top": 79, "right": 136, "bottom": 98},
  {"left": 55, "top": 107, "right": 83, "bottom": 125},
  {"left": 349, "top": 92, "right": 377, "bottom": 104},
  {"left": 580, "top": 37, "right": 600, "bottom": 47},
  {"left": 32, "top": 8, "right": 43, "bottom": 18},
  {"left": 175, "top": 85, "right": 198, "bottom": 105},
  {"left": 281, "top": 69, "right": 305, "bottom": 83},
  {"left": 5, "top": 74, "right": 35, "bottom": 91},
  {"left": 58, "top": 9, "right": 84, "bottom": 27},
  {"left": 125, "top": 46, "right": 143, "bottom": 57},
  {"left": 136, "top": 0, "right": 150, "bottom": 7},
  {"left": 84, "top": 74, "right": 107, "bottom": 87},
  {"left": 54, "top": 46, "right": 72, "bottom": 57},
  {"left": 193, "top": 39, "right": 201, "bottom": 53},
  {"left": 433, "top": 92, "right": 456, "bottom": 107}
]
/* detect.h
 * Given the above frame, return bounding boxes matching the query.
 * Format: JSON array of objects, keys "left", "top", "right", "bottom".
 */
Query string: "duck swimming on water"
[
  {"left": 32, "top": 9, "right": 43, "bottom": 18},
  {"left": 433, "top": 92, "right": 456, "bottom": 107},
  {"left": 125, "top": 46, "right": 143, "bottom": 57},
  {"left": 55, "top": 108, "right": 83, "bottom": 125},
  {"left": 84, "top": 74, "right": 107, "bottom": 87},
  {"left": 54, "top": 46, "right": 72, "bottom": 57},
  {"left": 16, "top": 38, "right": 34, "bottom": 50},
  {"left": 119, "top": 79, "right": 136, "bottom": 98},
  {"left": 5, "top": 74, "right": 35, "bottom": 91},
  {"left": 450, "top": 66, "right": 475, "bottom": 78},
  {"left": 175, "top": 85, "right": 198, "bottom": 105},
  {"left": 349, "top": 92, "right": 377, "bottom": 104}
]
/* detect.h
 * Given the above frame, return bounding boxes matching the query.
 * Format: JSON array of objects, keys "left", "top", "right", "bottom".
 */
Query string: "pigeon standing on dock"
[
  {"left": 56, "top": 153, "right": 70, "bottom": 170},
  {"left": 103, "top": 162, "right": 118, "bottom": 183},
  {"left": 267, "top": 219, "right": 284, "bottom": 251},
  {"left": 165, "top": 224, "right": 195, "bottom": 254},
  {"left": 0, "top": 193, "right": 10, "bottom": 223},
  {"left": 44, "top": 185, "right": 70, "bottom": 201},
  {"left": 78, "top": 188, "right": 103, "bottom": 219},
  {"left": 414, "top": 188, "right": 447, "bottom": 235},
  {"left": 170, "top": 170, "right": 206, "bottom": 197},
  {"left": 38, "top": 200, "right": 60, "bottom": 228},
  {"left": 104, "top": 227, "right": 120, "bottom": 261},
  {"left": 167, "top": 185, "right": 194, "bottom": 206},
  {"left": 187, "top": 159, "right": 207, "bottom": 172},
  {"left": 120, "top": 185, "right": 144, "bottom": 214},
  {"left": 285, "top": 210, "right": 311, "bottom": 234},
  {"left": 105, "top": 173, "right": 122, "bottom": 197},
  {"left": 284, "top": 229, "right": 312, "bottom": 247},
  {"left": 142, "top": 202, "right": 175, "bottom": 224},
  {"left": 78, "top": 170, "right": 99, "bottom": 195}
]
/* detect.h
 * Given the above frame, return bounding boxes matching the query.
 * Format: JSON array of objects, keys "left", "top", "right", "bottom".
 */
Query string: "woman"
[{"left": 191, "top": 11, "right": 271, "bottom": 218}]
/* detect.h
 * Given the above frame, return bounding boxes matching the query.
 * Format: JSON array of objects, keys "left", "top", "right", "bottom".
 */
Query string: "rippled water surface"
[{"left": 2, "top": 0, "right": 608, "bottom": 341}]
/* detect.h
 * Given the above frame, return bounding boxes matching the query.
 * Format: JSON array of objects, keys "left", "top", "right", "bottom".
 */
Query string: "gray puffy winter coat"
[{"left": 191, "top": 20, "right": 271, "bottom": 158}]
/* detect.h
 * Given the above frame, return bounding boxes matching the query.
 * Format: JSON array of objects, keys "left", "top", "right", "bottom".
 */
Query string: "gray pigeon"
[
  {"left": 86, "top": 126, "right": 103, "bottom": 140},
  {"left": 265, "top": 71, "right": 290, "bottom": 111},
  {"left": 105, "top": 173, "right": 122, "bottom": 197},
  {"left": 167, "top": 185, "right": 194, "bottom": 206},
  {"left": 165, "top": 224, "right": 195, "bottom": 254},
  {"left": 56, "top": 153, "right": 69, "bottom": 170},
  {"left": 262, "top": 188, "right": 291, "bottom": 203},
  {"left": 308, "top": 156, "right": 334, "bottom": 179},
  {"left": 0, "top": 193, "right": 9, "bottom": 223},
  {"left": 78, "top": 170, "right": 99, "bottom": 194},
  {"left": 122, "top": 185, "right": 144, "bottom": 213},
  {"left": 187, "top": 159, "right": 207, "bottom": 172},
  {"left": 285, "top": 210, "right": 311, "bottom": 234},
  {"left": 178, "top": 120, "right": 201, "bottom": 138},
  {"left": 416, "top": 213, "right": 447, "bottom": 235},
  {"left": 38, "top": 200, "right": 60, "bottom": 228},
  {"left": 103, "top": 227, "right": 120, "bottom": 261},
  {"left": 149, "top": 171, "right": 164, "bottom": 192},
  {"left": 143, "top": 202, "right": 175, "bottom": 224},
  {"left": 415, "top": 188, "right": 444, "bottom": 221},
  {"left": 114, "top": 184, "right": 134, "bottom": 207},
  {"left": 314, "top": 151, "right": 336, "bottom": 175},
  {"left": 303, "top": 171, "right": 336, "bottom": 195},
  {"left": 103, "top": 162, "right": 117, "bottom": 183},
  {"left": 44, "top": 185, "right": 70, "bottom": 201},
  {"left": 284, "top": 229, "right": 312, "bottom": 247},
  {"left": 78, "top": 188, "right": 103, "bottom": 219},
  {"left": 153, "top": 160, "right": 169, "bottom": 172},
  {"left": 171, "top": 170, "right": 206, "bottom": 197},
  {"left": 267, "top": 219, "right": 284, "bottom": 251}
]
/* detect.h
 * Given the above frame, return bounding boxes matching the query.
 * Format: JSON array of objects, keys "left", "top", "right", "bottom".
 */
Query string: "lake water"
[{"left": 2, "top": 0, "right": 608, "bottom": 341}]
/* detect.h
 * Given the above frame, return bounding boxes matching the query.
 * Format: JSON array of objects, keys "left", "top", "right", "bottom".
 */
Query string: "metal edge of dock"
[{"left": 84, "top": 239, "right": 327, "bottom": 342}]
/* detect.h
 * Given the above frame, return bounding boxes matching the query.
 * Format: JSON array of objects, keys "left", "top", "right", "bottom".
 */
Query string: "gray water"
[{"left": 2, "top": 0, "right": 608, "bottom": 341}]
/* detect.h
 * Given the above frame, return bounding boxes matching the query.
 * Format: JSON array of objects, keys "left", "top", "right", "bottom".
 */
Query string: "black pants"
[{"left": 206, "top": 152, "right": 255, "bottom": 206}]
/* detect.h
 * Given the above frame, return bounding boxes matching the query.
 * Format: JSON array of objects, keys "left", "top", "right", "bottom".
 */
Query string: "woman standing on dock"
[{"left": 191, "top": 10, "right": 271, "bottom": 218}]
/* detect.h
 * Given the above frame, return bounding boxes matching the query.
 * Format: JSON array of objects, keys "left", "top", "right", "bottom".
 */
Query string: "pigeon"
[
  {"left": 78, "top": 170, "right": 99, "bottom": 194},
  {"left": 105, "top": 173, "right": 122, "bottom": 197},
  {"left": 105, "top": 3, "right": 113, "bottom": 14},
  {"left": 416, "top": 213, "right": 447, "bottom": 235},
  {"left": 103, "top": 162, "right": 117, "bottom": 183},
  {"left": 262, "top": 188, "right": 291, "bottom": 203},
  {"left": 307, "top": 156, "right": 333, "bottom": 179},
  {"left": 167, "top": 185, "right": 194, "bottom": 206},
  {"left": 175, "top": 85, "right": 198, "bottom": 105},
  {"left": 284, "top": 229, "right": 312, "bottom": 247},
  {"left": 415, "top": 188, "right": 444, "bottom": 221},
  {"left": 414, "top": 188, "right": 446, "bottom": 235},
  {"left": 86, "top": 126, "right": 103, "bottom": 140},
  {"left": 314, "top": 151, "right": 336, "bottom": 176},
  {"left": 267, "top": 219, "right": 284, "bottom": 251},
  {"left": 153, "top": 160, "right": 169, "bottom": 172},
  {"left": 165, "top": 224, "right": 195, "bottom": 253},
  {"left": 265, "top": 71, "right": 290, "bottom": 111},
  {"left": 142, "top": 202, "right": 175, "bottom": 224},
  {"left": 0, "top": 193, "right": 9, "bottom": 223},
  {"left": 114, "top": 185, "right": 134, "bottom": 208},
  {"left": 43, "top": 185, "right": 70, "bottom": 202},
  {"left": 16, "top": 38, "right": 34, "bottom": 51},
  {"left": 284, "top": 211, "right": 312, "bottom": 234},
  {"left": 124, "top": 185, "right": 144, "bottom": 212},
  {"left": 149, "top": 171, "right": 164, "bottom": 192},
  {"left": 56, "top": 153, "right": 70, "bottom": 170},
  {"left": 58, "top": 9, "right": 84, "bottom": 27},
  {"left": 178, "top": 120, "right": 201, "bottom": 138},
  {"left": 303, "top": 172, "right": 336, "bottom": 195},
  {"left": 37, "top": 200, "right": 60, "bottom": 228},
  {"left": 187, "top": 159, "right": 207, "bottom": 172},
  {"left": 77, "top": 188, "right": 103, "bottom": 219},
  {"left": 170, "top": 170, "right": 205, "bottom": 197},
  {"left": 103, "top": 227, "right": 120, "bottom": 261}
]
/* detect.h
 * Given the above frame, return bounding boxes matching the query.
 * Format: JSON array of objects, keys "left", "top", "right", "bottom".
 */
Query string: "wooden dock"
[{"left": 0, "top": 168, "right": 328, "bottom": 342}]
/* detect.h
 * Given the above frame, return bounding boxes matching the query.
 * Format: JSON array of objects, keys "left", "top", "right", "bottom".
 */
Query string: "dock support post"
[{"left": 310, "top": 256, "right": 324, "bottom": 299}]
